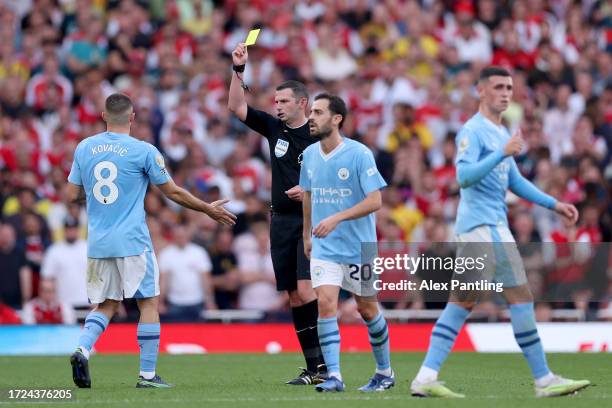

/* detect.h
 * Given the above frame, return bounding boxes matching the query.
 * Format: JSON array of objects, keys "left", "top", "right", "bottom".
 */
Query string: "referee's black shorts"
[{"left": 270, "top": 212, "right": 310, "bottom": 291}]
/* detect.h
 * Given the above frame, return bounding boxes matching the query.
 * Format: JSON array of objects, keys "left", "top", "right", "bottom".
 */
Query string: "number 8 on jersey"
[{"left": 93, "top": 161, "right": 119, "bottom": 205}]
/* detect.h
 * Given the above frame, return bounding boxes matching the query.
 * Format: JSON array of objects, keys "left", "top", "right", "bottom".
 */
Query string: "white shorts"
[
  {"left": 310, "top": 258, "right": 377, "bottom": 297},
  {"left": 455, "top": 225, "right": 527, "bottom": 288},
  {"left": 86, "top": 249, "right": 160, "bottom": 304}
]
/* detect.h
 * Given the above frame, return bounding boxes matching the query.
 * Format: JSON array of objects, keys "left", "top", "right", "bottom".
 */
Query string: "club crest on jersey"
[
  {"left": 274, "top": 139, "right": 289, "bottom": 157},
  {"left": 338, "top": 168, "right": 350, "bottom": 180}
]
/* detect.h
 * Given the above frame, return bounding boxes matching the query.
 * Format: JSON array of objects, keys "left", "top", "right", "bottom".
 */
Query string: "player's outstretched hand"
[
  {"left": 554, "top": 202, "right": 579, "bottom": 225},
  {"left": 285, "top": 185, "right": 304, "bottom": 202},
  {"left": 503, "top": 128, "right": 524, "bottom": 156},
  {"left": 232, "top": 43, "right": 248, "bottom": 66},
  {"left": 207, "top": 199, "right": 237, "bottom": 226},
  {"left": 313, "top": 216, "right": 340, "bottom": 238}
]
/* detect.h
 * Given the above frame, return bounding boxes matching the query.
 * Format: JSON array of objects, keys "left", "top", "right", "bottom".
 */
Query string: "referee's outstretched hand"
[
  {"left": 232, "top": 43, "right": 248, "bottom": 65},
  {"left": 207, "top": 199, "right": 237, "bottom": 226}
]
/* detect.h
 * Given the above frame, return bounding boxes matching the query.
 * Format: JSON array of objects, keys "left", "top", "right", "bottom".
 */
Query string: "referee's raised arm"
[{"left": 228, "top": 42, "right": 248, "bottom": 121}]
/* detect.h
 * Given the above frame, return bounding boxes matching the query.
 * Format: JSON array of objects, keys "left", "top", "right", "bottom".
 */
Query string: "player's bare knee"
[
  {"left": 504, "top": 284, "right": 533, "bottom": 304},
  {"left": 96, "top": 299, "right": 120, "bottom": 316},
  {"left": 355, "top": 300, "right": 379, "bottom": 321},
  {"left": 316, "top": 294, "right": 337, "bottom": 318},
  {"left": 449, "top": 289, "right": 480, "bottom": 310}
]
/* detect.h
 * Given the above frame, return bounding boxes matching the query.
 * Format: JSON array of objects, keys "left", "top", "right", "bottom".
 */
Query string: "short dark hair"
[
  {"left": 276, "top": 80, "right": 308, "bottom": 101},
  {"left": 479, "top": 66, "right": 511, "bottom": 82},
  {"left": 104, "top": 93, "right": 133, "bottom": 124},
  {"left": 314, "top": 93, "right": 348, "bottom": 129}
]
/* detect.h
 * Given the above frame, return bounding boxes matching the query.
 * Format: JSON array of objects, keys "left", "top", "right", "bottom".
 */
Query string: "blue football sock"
[
  {"left": 365, "top": 312, "right": 391, "bottom": 372},
  {"left": 318, "top": 317, "right": 341, "bottom": 378},
  {"left": 78, "top": 311, "right": 109, "bottom": 353},
  {"left": 510, "top": 302, "right": 551, "bottom": 380},
  {"left": 138, "top": 322, "right": 160, "bottom": 377},
  {"left": 422, "top": 303, "right": 469, "bottom": 372}
]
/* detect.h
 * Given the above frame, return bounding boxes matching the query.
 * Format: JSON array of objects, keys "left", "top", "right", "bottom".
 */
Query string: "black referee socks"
[{"left": 291, "top": 300, "right": 324, "bottom": 372}]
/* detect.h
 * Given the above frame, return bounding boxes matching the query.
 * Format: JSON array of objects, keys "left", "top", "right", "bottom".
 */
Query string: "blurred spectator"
[
  {"left": 544, "top": 217, "right": 593, "bottom": 309},
  {"left": 379, "top": 102, "right": 434, "bottom": 153},
  {"left": 203, "top": 119, "right": 235, "bottom": 167},
  {"left": 3, "top": 188, "right": 51, "bottom": 242},
  {"left": 312, "top": 26, "right": 358, "bottom": 82},
  {"left": 64, "top": 14, "right": 108, "bottom": 77},
  {"left": 25, "top": 55, "right": 73, "bottom": 113},
  {"left": 444, "top": 1, "right": 492, "bottom": 64},
  {"left": 209, "top": 226, "right": 241, "bottom": 310},
  {"left": 17, "top": 211, "right": 51, "bottom": 295},
  {"left": 21, "top": 279, "right": 76, "bottom": 324},
  {"left": 0, "top": 295, "right": 21, "bottom": 324},
  {"left": 0, "top": 224, "right": 32, "bottom": 309},
  {"left": 233, "top": 215, "right": 284, "bottom": 311},
  {"left": 543, "top": 84, "right": 580, "bottom": 163},
  {"left": 159, "top": 224, "right": 216, "bottom": 321},
  {"left": 40, "top": 217, "right": 88, "bottom": 308}
]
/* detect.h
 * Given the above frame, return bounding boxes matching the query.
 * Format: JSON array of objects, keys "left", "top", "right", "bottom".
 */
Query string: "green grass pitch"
[{"left": 0, "top": 353, "right": 609, "bottom": 407}]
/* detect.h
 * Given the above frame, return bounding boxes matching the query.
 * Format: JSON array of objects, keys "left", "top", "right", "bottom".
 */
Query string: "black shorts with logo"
[{"left": 270, "top": 212, "right": 310, "bottom": 291}]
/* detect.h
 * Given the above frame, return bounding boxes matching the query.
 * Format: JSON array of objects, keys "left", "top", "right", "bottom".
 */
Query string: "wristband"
[{"left": 233, "top": 64, "right": 245, "bottom": 73}]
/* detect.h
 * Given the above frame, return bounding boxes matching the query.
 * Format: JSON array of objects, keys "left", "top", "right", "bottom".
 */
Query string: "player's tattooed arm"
[
  {"left": 74, "top": 188, "right": 86, "bottom": 204},
  {"left": 66, "top": 183, "right": 86, "bottom": 204}
]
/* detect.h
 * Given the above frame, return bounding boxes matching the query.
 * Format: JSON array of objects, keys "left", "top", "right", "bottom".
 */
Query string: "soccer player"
[
  {"left": 228, "top": 43, "right": 326, "bottom": 385},
  {"left": 410, "top": 67, "right": 591, "bottom": 398},
  {"left": 66, "top": 93, "right": 236, "bottom": 388},
  {"left": 300, "top": 94, "right": 393, "bottom": 392}
]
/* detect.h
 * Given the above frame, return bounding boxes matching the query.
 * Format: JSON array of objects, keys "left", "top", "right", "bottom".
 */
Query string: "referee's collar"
[{"left": 285, "top": 119, "right": 308, "bottom": 129}]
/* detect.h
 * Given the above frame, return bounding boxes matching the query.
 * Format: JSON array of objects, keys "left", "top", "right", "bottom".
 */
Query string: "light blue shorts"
[
  {"left": 86, "top": 248, "right": 160, "bottom": 303},
  {"left": 455, "top": 225, "right": 527, "bottom": 288}
]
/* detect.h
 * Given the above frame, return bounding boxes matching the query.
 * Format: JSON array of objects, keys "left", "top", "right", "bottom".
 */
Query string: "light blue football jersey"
[
  {"left": 454, "top": 112, "right": 513, "bottom": 234},
  {"left": 68, "top": 131, "right": 171, "bottom": 258},
  {"left": 299, "top": 137, "right": 387, "bottom": 264}
]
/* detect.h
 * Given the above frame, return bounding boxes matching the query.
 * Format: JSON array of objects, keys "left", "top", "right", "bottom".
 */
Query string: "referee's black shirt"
[{"left": 243, "top": 106, "right": 316, "bottom": 214}]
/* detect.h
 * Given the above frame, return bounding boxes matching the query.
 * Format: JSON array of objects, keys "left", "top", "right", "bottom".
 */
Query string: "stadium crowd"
[{"left": 0, "top": 0, "right": 611, "bottom": 324}]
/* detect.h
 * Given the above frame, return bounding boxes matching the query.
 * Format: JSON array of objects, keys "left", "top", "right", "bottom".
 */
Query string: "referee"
[{"left": 228, "top": 42, "right": 326, "bottom": 385}]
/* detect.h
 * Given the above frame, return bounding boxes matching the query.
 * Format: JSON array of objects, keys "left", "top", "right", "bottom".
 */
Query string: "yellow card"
[{"left": 245, "top": 29, "right": 261, "bottom": 46}]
